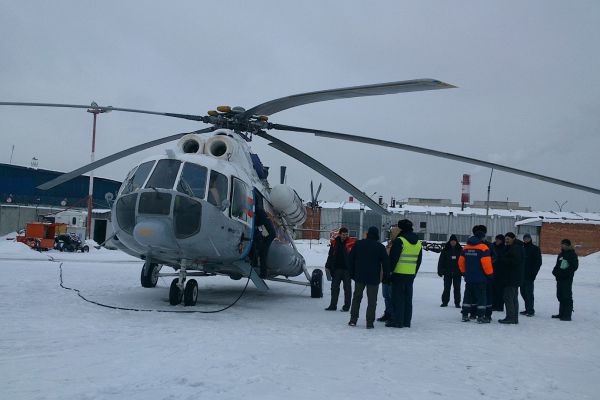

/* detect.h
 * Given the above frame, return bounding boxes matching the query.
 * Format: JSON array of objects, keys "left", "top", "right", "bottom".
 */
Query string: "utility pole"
[
  {"left": 486, "top": 168, "right": 494, "bottom": 217},
  {"left": 9, "top": 145, "right": 14, "bottom": 165},
  {"left": 86, "top": 102, "right": 111, "bottom": 240}
]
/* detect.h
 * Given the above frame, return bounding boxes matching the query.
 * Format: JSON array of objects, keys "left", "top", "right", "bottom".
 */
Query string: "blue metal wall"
[{"left": 0, "top": 163, "right": 121, "bottom": 208}]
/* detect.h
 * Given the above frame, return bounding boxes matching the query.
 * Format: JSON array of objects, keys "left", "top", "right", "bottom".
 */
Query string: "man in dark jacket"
[
  {"left": 325, "top": 227, "right": 353, "bottom": 311},
  {"left": 437, "top": 234, "right": 462, "bottom": 308},
  {"left": 348, "top": 226, "right": 390, "bottom": 329},
  {"left": 492, "top": 234, "right": 507, "bottom": 311},
  {"left": 520, "top": 233, "right": 542, "bottom": 317},
  {"left": 552, "top": 239, "right": 579, "bottom": 321},
  {"left": 499, "top": 232, "right": 524, "bottom": 324},
  {"left": 458, "top": 227, "right": 494, "bottom": 323},
  {"left": 386, "top": 219, "right": 422, "bottom": 328}
]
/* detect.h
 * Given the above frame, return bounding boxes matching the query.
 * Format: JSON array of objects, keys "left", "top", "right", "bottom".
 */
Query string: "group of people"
[{"left": 324, "top": 219, "right": 579, "bottom": 329}]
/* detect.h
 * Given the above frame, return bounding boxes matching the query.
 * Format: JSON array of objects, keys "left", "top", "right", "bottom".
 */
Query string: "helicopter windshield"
[
  {"left": 176, "top": 163, "right": 208, "bottom": 199},
  {"left": 207, "top": 170, "right": 228, "bottom": 209},
  {"left": 120, "top": 161, "right": 155, "bottom": 195},
  {"left": 145, "top": 159, "right": 181, "bottom": 190}
]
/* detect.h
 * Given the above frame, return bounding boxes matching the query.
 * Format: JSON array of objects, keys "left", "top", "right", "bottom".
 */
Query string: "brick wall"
[
  {"left": 540, "top": 223, "right": 600, "bottom": 256},
  {"left": 300, "top": 208, "right": 321, "bottom": 240}
]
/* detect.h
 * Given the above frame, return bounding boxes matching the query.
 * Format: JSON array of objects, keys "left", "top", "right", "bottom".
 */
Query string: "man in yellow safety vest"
[{"left": 386, "top": 219, "right": 423, "bottom": 328}]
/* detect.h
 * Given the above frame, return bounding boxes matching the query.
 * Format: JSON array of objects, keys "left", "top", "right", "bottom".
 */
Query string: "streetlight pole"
[{"left": 86, "top": 102, "right": 110, "bottom": 240}]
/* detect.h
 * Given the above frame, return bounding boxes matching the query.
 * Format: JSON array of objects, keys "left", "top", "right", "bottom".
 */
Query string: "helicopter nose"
[{"left": 133, "top": 219, "right": 178, "bottom": 250}]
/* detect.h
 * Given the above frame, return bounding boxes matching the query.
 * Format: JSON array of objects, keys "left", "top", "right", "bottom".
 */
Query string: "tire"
[
  {"left": 82, "top": 245, "right": 89, "bottom": 253},
  {"left": 169, "top": 278, "right": 183, "bottom": 305},
  {"left": 311, "top": 269, "right": 323, "bottom": 298},
  {"left": 140, "top": 262, "right": 160, "bottom": 288},
  {"left": 184, "top": 279, "right": 199, "bottom": 306}
]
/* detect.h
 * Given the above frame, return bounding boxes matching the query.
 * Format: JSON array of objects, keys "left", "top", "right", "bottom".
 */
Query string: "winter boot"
[
  {"left": 376, "top": 313, "right": 390, "bottom": 322},
  {"left": 325, "top": 305, "right": 337, "bottom": 311},
  {"left": 348, "top": 320, "right": 357, "bottom": 327},
  {"left": 366, "top": 322, "right": 374, "bottom": 329},
  {"left": 552, "top": 314, "right": 561, "bottom": 319},
  {"left": 461, "top": 315, "right": 470, "bottom": 322}
]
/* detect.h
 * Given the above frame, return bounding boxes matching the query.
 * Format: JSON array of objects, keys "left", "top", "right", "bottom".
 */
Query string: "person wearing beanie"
[
  {"left": 492, "top": 234, "right": 507, "bottom": 312},
  {"left": 324, "top": 227, "right": 355, "bottom": 311},
  {"left": 552, "top": 239, "right": 579, "bottom": 321},
  {"left": 458, "top": 226, "right": 494, "bottom": 324},
  {"left": 386, "top": 219, "right": 422, "bottom": 328},
  {"left": 499, "top": 232, "right": 524, "bottom": 324},
  {"left": 347, "top": 226, "right": 390, "bottom": 329},
  {"left": 377, "top": 226, "right": 401, "bottom": 322},
  {"left": 466, "top": 225, "right": 496, "bottom": 320},
  {"left": 437, "top": 234, "right": 463, "bottom": 308},
  {"left": 520, "top": 233, "right": 542, "bottom": 317}
]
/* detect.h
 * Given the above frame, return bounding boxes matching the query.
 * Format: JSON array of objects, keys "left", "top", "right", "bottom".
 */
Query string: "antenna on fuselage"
[{"left": 280, "top": 165, "right": 287, "bottom": 185}]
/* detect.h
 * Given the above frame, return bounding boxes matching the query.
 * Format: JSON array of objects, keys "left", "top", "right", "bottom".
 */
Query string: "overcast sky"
[{"left": 1, "top": 1, "right": 599, "bottom": 212}]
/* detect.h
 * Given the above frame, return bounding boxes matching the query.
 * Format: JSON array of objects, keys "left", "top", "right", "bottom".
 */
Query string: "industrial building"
[{"left": 300, "top": 198, "right": 600, "bottom": 255}]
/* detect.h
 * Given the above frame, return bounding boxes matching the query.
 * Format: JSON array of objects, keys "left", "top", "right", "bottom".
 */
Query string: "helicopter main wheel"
[
  {"left": 310, "top": 269, "right": 323, "bottom": 298},
  {"left": 183, "top": 279, "right": 199, "bottom": 306},
  {"left": 140, "top": 262, "right": 161, "bottom": 288},
  {"left": 81, "top": 245, "right": 90, "bottom": 253},
  {"left": 169, "top": 278, "right": 184, "bottom": 305}
]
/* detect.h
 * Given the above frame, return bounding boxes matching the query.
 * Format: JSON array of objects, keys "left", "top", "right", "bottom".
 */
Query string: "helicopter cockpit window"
[
  {"left": 231, "top": 177, "right": 250, "bottom": 223},
  {"left": 145, "top": 159, "right": 181, "bottom": 190},
  {"left": 176, "top": 163, "right": 208, "bottom": 199},
  {"left": 120, "top": 161, "right": 155, "bottom": 195},
  {"left": 207, "top": 170, "right": 228, "bottom": 209}
]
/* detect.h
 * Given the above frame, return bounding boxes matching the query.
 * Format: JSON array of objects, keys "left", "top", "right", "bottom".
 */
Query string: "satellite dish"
[{"left": 105, "top": 192, "right": 114, "bottom": 203}]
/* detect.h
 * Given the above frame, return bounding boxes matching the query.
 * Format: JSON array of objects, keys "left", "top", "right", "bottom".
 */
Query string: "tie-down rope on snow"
[{"left": 56, "top": 260, "right": 252, "bottom": 314}]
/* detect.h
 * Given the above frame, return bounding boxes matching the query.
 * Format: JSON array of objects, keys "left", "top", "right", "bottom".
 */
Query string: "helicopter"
[{"left": 3, "top": 79, "right": 600, "bottom": 307}]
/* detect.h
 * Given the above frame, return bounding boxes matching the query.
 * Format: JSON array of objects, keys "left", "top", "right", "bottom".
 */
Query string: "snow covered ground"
[{"left": 1, "top": 237, "right": 599, "bottom": 400}]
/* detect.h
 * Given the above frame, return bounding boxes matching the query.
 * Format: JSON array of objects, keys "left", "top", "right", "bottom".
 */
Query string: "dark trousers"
[
  {"left": 329, "top": 269, "right": 351, "bottom": 309},
  {"left": 520, "top": 280, "right": 535, "bottom": 314},
  {"left": 485, "top": 281, "right": 494, "bottom": 318},
  {"left": 350, "top": 282, "right": 379, "bottom": 324},
  {"left": 442, "top": 275, "right": 461, "bottom": 306},
  {"left": 503, "top": 286, "right": 519, "bottom": 322},
  {"left": 462, "top": 282, "right": 486, "bottom": 318},
  {"left": 492, "top": 281, "right": 505, "bottom": 311},
  {"left": 382, "top": 283, "right": 393, "bottom": 315},
  {"left": 556, "top": 278, "right": 573, "bottom": 319},
  {"left": 391, "top": 274, "right": 415, "bottom": 327}
]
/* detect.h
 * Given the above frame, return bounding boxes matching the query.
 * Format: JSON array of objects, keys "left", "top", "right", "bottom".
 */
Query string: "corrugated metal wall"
[{"left": 319, "top": 208, "right": 540, "bottom": 243}]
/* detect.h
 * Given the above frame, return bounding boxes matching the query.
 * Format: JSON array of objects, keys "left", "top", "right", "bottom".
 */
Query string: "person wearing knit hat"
[
  {"left": 552, "top": 239, "right": 579, "bottom": 321},
  {"left": 386, "top": 219, "right": 422, "bottom": 328},
  {"left": 458, "top": 225, "right": 494, "bottom": 324},
  {"left": 492, "top": 234, "right": 507, "bottom": 312},
  {"left": 520, "top": 233, "right": 542, "bottom": 317},
  {"left": 499, "top": 232, "right": 524, "bottom": 324},
  {"left": 437, "top": 234, "right": 463, "bottom": 308}
]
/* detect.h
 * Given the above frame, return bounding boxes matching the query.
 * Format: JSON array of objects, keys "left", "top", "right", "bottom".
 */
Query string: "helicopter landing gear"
[
  {"left": 141, "top": 262, "right": 161, "bottom": 288},
  {"left": 184, "top": 279, "right": 199, "bottom": 306},
  {"left": 169, "top": 278, "right": 183, "bottom": 305},
  {"left": 310, "top": 269, "right": 323, "bottom": 298}
]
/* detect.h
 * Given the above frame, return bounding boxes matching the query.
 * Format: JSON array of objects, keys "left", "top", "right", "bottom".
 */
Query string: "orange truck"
[{"left": 16, "top": 223, "right": 68, "bottom": 251}]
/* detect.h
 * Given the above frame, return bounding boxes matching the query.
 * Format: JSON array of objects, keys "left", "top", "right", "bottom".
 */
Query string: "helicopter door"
[{"left": 230, "top": 177, "right": 252, "bottom": 225}]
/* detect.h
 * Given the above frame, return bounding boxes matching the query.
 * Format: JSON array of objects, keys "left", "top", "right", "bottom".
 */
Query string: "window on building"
[
  {"left": 457, "top": 234, "right": 470, "bottom": 243},
  {"left": 207, "top": 170, "right": 228, "bottom": 209},
  {"left": 416, "top": 232, "right": 425, "bottom": 240},
  {"left": 429, "top": 233, "right": 447, "bottom": 242},
  {"left": 177, "top": 163, "right": 207, "bottom": 199},
  {"left": 145, "top": 159, "right": 181, "bottom": 190},
  {"left": 420, "top": 221, "right": 427, "bottom": 229}
]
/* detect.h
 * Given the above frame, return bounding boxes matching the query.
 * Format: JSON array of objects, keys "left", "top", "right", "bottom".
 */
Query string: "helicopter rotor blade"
[
  {"left": 0, "top": 102, "right": 207, "bottom": 122},
  {"left": 270, "top": 124, "right": 600, "bottom": 196},
  {"left": 255, "top": 131, "right": 389, "bottom": 215},
  {"left": 315, "top": 183, "right": 323, "bottom": 203},
  {"left": 37, "top": 127, "right": 215, "bottom": 190},
  {"left": 240, "top": 79, "right": 455, "bottom": 119}
]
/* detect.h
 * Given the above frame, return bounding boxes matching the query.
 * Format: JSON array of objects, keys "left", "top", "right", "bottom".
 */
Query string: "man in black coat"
[
  {"left": 552, "top": 239, "right": 579, "bottom": 321},
  {"left": 437, "top": 234, "right": 462, "bottom": 308},
  {"left": 499, "top": 232, "right": 524, "bottom": 324},
  {"left": 492, "top": 234, "right": 507, "bottom": 311},
  {"left": 520, "top": 233, "right": 543, "bottom": 317},
  {"left": 325, "top": 227, "right": 352, "bottom": 311},
  {"left": 348, "top": 226, "right": 390, "bottom": 329}
]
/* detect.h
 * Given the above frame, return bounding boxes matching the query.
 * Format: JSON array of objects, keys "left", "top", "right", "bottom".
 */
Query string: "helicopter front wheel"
[
  {"left": 184, "top": 279, "right": 199, "bottom": 306},
  {"left": 169, "top": 278, "right": 184, "bottom": 305}
]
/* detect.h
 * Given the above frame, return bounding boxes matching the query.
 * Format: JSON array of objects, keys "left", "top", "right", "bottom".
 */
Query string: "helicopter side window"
[
  {"left": 207, "top": 170, "right": 228, "bottom": 209},
  {"left": 231, "top": 177, "right": 250, "bottom": 223},
  {"left": 145, "top": 159, "right": 181, "bottom": 190},
  {"left": 120, "top": 161, "right": 155, "bottom": 195},
  {"left": 176, "top": 163, "right": 208, "bottom": 199}
]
